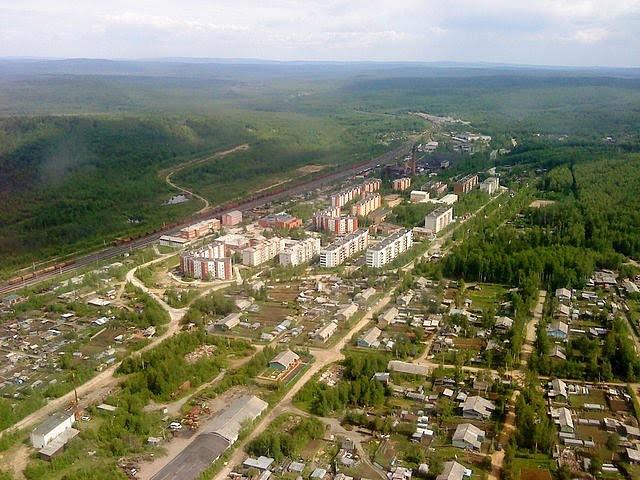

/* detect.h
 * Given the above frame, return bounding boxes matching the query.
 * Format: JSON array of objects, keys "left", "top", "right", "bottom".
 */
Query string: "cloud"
[
  {"left": 103, "top": 12, "right": 248, "bottom": 34},
  {"left": 0, "top": 0, "right": 638, "bottom": 66}
]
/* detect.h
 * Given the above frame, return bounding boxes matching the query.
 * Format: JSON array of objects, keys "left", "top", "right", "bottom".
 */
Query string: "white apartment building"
[
  {"left": 180, "top": 241, "right": 233, "bottom": 280},
  {"left": 279, "top": 237, "right": 321, "bottom": 266},
  {"left": 319, "top": 229, "right": 369, "bottom": 268},
  {"left": 480, "top": 177, "right": 500, "bottom": 195},
  {"left": 242, "top": 238, "right": 283, "bottom": 267},
  {"left": 424, "top": 206, "right": 454, "bottom": 233},
  {"left": 366, "top": 229, "right": 413, "bottom": 268}
]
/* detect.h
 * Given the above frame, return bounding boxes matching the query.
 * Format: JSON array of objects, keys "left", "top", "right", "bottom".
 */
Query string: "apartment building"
[
  {"left": 392, "top": 177, "right": 411, "bottom": 192},
  {"left": 453, "top": 174, "right": 479, "bottom": 194},
  {"left": 361, "top": 178, "right": 382, "bottom": 193},
  {"left": 350, "top": 193, "right": 381, "bottom": 217},
  {"left": 279, "top": 237, "right": 321, "bottom": 266},
  {"left": 242, "top": 238, "right": 283, "bottom": 267},
  {"left": 330, "top": 185, "right": 363, "bottom": 208},
  {"left": 365, "top": 229, "right": 413, "bottom": 268},
  {"left": 479, "top": 177, "right": 500, "bottom": 195},
  {"left": 426, "top": 181, "right": 448, "bottom": 196},
  {"left": 312, "top": 206, "right": 341, "bottom": 228},
  {"left": 315, "top": 215, "right": 359, "bottom": 235},
  {"left": 178, "top": 219, "right": 221, "bottom": 240},
  {"left": 319, "top": 229, "right": 369, "bottom": 268},
  {"left": 424, "top": 206, "right": 454, "bottom": 233},
  {"left": 180, "top": 241, "right": 233, "bottom": 280},
  {"left": 221, "top": 210, "right": 243, "bottom": 226},
  {"left": 258, "top": 213, "right": 302, "bottom": 230},
  {"left": 330, "top": 179, "right": 381, "bottom": 207}
]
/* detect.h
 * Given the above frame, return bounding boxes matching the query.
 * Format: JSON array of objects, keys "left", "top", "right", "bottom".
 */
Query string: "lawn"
[{"left": 466, "top": 283, "right": 507, "bottom": 311}]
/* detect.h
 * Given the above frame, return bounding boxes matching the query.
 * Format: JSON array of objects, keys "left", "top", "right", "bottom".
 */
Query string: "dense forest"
[{"left": 442, "top": 150, "right": 640, "bottom": 293}]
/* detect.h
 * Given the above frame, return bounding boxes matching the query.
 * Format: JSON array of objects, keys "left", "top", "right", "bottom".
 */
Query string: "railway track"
[{"left": 0, "top": 141, "right": 411, "bottom": 295}]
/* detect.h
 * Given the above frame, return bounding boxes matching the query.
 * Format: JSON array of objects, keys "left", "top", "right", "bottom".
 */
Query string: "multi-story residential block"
[
  {"left": 392, "top": 177, "right": 411, "bottom": 191},
  {"left": 180, "top": 241, "right": 233, "bottom": 280},
  {"left": 258, "top": 213, "right": 302, "bottom": 230},
  {"left": 330, "top": 179, "right": 381, "bottom": 207},
  {"left": 178, "top": 219, "right": 221, "bottom": 240},
  {"left": 315, "top": 215, "right": 359, "bottom": 235},
  {"left": 426, "top": 181, "right": 448, "bottom": 196},
  {"left": 242, "top": 238, "right": 283, "bottom": 267},
  {"left": 365, "top": 229, "right": 413, "bottom": 268},
  {"left": 361, "top": 178, "right": 382, "bottom": 193},
  {"left": 312, "top": 206, "right": 341, "bottom": 228},
  {"left": 479, "top": 177, "right": 500, "bottom": 195},
  {"left": 330, "top": 185, "right": 362, "bottom": 208},
  {"left": 350, "top": 193, "right": 381, "bottom": 217},
  {"left": 424, "top": 206, "right": 454, "bottom": 233},
  {"left": 221, "top": 210, "right": 243, "bottom": 226},
  {"left": 453, "top": 174, "right": 479, "bottom": 194},
  {"left": 279, "top": 237, "right": 321, "bottom": 266},
  {"left": 319, "top": 229, "right": 369, "bottom": 268}
]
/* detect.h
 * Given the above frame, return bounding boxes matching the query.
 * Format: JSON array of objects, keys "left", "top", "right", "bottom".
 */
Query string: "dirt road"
[
  {"left": 163, "top": 144, "right": 250, "bottom": 215},
  {"left": 520, "top": 290, "right": 546, "bottom": 366},
  {"left": 214, "top": 294, "right": 393, "bottom": 480}
]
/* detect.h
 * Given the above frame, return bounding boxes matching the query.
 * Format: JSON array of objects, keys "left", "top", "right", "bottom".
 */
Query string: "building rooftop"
[
  {"left": 32, "top": 411, "right": 74, "bottom": 437},
  {"left": 270, "top": 350, "right": 300, "bottom": 369},
  {"left": 368, "top": 229, "right": 410, "bottom": 251}
]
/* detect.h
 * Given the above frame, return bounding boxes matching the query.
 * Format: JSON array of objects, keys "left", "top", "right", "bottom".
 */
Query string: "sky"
[{"left": 1, "top": 0, "right": 639, "bottom": 67}]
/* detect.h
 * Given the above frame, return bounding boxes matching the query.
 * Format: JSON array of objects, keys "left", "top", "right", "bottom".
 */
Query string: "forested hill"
[{"left": 443, "top": 147, "right": 640, "bottom": 291}]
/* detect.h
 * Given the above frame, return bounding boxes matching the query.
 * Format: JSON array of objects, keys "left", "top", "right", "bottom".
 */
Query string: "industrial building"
[
  {"left": 221, "top": 210, "right": 243, "bottom": 226},
  {"left": 424, "top": 206, "right": 454, "bottom": 233},
  {"left": 152, "top": 396, "right": 268, "bottom": 480},
  {"left": 387, "top": 360, "right": 429, "bottom": 376},
  {"left": 410, "top": 190, "right": 430, "bottom": 203},
  {"left": 479, "top": 177, "right": 500, "bottom": 195},
  {"left": 319, "top": 229, "right": 369, "bottom": 268},
  {"left": 392, "top": 177, "right": 411, "bottom": 191},
  {"left": 258, "top": 213, "right": 302, "bottom": 230},
  {"left": 350, "top": 193, "right": 381, "bottom": 217},
  {"left": 453, "top": 174, "right": 479, "bottom": 194},
  {"left": 180, "top": 242, "right": 233, "bottom": 280},
  {"left": 159, "top": 235, "right": 190, "bottom": 248},
  {"left": 279, "top": 237, "right": 321, "bottom": 266},
  {"left": 365, "top": 229, "right": 413, "bottom": 268},
  {"left": 242, "top": 238, "right": 283, "bottom": 267},
  {"left": 178, "top": 219, "right": 221, "bottom": 240},
  {"left": 31, "top": 411, "right": 78, "bottom": 460}
]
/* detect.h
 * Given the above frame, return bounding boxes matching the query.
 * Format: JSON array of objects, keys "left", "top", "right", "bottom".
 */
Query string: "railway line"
[{"left": 0, "top": 141, "right": 412, "bottom": 295}]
